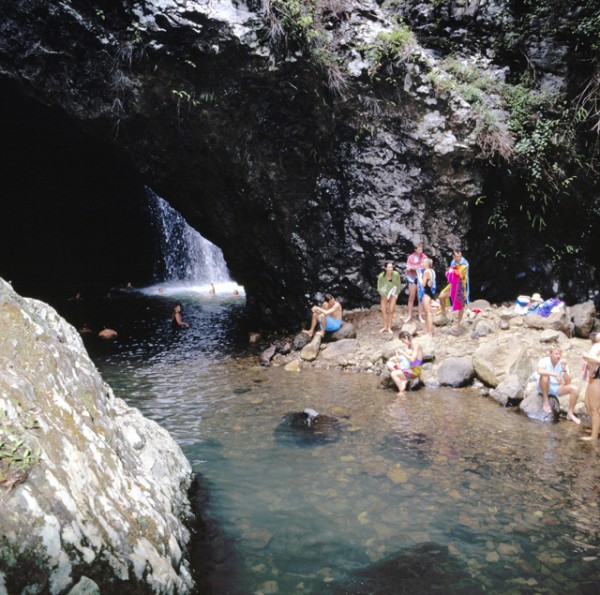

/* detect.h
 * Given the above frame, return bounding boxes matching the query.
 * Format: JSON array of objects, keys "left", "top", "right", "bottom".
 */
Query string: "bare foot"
[
  {"left": 317, "top": 331, "right": 325, "bottom": 337},
  {"left": 403, "top": 316, "right": 411, "bottom": 323},
  {"left": 301, "top": 330, "right": 313, "bottom": 336},
  {"left": 567, "top": 412, "right": 581, "bottom": 425},
  {"left": 419, "top": 316, "right": 425, "bottom": 323},
  {"left": 543, "top": 402, "right": 552, "bottom": 414},
  {"left": 379, "top": 327, "right": 387, "bottom": 333}
]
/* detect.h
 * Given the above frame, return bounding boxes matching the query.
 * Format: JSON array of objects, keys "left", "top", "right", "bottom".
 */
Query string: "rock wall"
[
  {"left": 0, "top": 278, "right": 194, "bottom": 593},
  {"left": 0, "top": 0, "right": 597, "bottom": 327}
]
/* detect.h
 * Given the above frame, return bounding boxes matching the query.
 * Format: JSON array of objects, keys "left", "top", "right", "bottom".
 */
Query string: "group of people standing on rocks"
[{"left": 377, "top": 244, "right": 470, "bottom": 337}]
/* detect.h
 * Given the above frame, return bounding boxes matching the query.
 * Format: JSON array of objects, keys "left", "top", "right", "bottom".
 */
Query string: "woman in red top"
[{"left": 405, "top": 243, "right": 427, "bottom": 323}]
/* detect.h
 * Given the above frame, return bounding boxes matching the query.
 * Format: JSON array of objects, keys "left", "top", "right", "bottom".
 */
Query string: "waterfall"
[{"left": 147, "top": 188, "right": 234, "bottom": 290}]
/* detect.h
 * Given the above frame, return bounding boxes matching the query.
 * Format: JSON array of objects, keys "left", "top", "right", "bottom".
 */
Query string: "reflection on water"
[{"left": 88, "top": 294, "right": 600, "bottom": 595}]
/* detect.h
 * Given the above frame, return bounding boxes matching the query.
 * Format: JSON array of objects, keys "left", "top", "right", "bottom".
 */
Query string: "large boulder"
[
  {"left": 523, "top": 308, "right": 571, "bottom": 334},
  {"left": 331, "top": 322, "right": 357, "bottom": 340},
  {"left": 300, "top": 334, "right": 322, "bottom": 361},
  {"left": 470, "top": 317, "right": 494, "bottom": 339},
  {"left": 570, "top": 301, "right": 597, "bottom": 338},
  {"left": 519, "top": 382, "right": 559, "bottom": 422},
  {"left": 320, "top": 338, "right": 359, "bottom": 361},
  {"left": 437, "top": 357, "right": 474, "bottom": 388},
  {"left": 472, "top": 337, "right": 532, "bottom": 388},
  {"left": 0, "top": 279, "right": 193, "bottom": 593},
  {"left": 489, "top": 374, "right": 524, "bottom": 406}
]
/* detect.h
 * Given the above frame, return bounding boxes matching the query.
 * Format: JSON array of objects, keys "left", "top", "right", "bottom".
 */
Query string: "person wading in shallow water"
[
  {"left": 302, "top": 294, "right": 343, "bottom": 338},
  {"left": 171, "top": 303, "right": 189, "bottom": 328}
]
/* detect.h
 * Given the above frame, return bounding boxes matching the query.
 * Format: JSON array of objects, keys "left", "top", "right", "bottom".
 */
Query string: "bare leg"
[
  {"left": 422, "top": 295, "right": 433, "bottom": 335},
  {"left": 316, "top": 314, "right": 327, "bottom": 336},
  {"left": 380, "top": 296, "right": 389, "bottom": 332},
  {"left": 562, "top": 385, "right": 581, "bottom": 424},
  {"left": 391, "top": 369, "right": 408, "bottom": 393},
  {"left": 388, "top": 295, "right": 397, "bottom": 332},
  {"left": 456, "top": 307, "right": 465, "bottom": 328},
  {"left": 582, "top": 382, "right": 600, "bottom": 440},
  {"left": 302, "top": 312, "right": 320, "bottom": 336},
  {"left": 418, "top": 298, "right": 425, "bottom": 323},
  {"left": 405, "top": 283, "right": 416, "bottom": 322},
  {"left": 438, "top": 287, "right": 450, "bottom": 317},
  {"left": 539, "top": 376, "right": 552, "bottom": 414}
]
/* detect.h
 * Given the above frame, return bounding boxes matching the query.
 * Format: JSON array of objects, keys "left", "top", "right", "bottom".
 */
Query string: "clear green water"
[{"left": 85, "top": 293, "right": 600, "bottom": 594}]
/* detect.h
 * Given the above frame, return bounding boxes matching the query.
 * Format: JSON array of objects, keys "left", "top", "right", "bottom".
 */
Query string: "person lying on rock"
[
  {"left": 386, "top": 331, "right": 423, "bottom": 393},
  {"left": 302, "top": 293, "right": 343, "bottom": 338},
  {"left": 536, "top": 346, "right": 580, "bottom": 423}
]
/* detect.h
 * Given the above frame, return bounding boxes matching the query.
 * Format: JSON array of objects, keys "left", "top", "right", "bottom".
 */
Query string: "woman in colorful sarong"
[
  {"left": 386, "top": 331, "right": 423, "bottom": 393},
  {"left": 377, "top": 261, "right": 403, "bottom": 334},
  {"left": 438, "top": 248, "right": 469, "bottom": 328}
]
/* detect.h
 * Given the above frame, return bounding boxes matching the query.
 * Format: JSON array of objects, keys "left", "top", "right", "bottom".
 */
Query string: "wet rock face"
[
  {"left": 0, "top": 0, "right": 479, "bottom": 327},
  {"left": 0, "top": 1, "right": 597, "bottom": 326}
]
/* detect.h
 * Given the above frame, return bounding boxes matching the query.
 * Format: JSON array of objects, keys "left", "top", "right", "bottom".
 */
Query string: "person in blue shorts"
[
  {"left": 302, "top": 293, "right": 343, "bottom": 338},
  {"left": 536, "top": 346, "right": 580, "bottom": 423}
]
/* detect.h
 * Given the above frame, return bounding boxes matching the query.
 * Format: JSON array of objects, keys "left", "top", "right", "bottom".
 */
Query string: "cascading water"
[{"left": 147, "top": 188, "right": 239, "bottom": 293}]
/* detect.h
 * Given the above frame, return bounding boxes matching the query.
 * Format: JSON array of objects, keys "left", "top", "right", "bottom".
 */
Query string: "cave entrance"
[
  {"left": 145, "top": 188, "right": 244, "bottom": 299},
  {"left": 0, "top": 81, "right": 243, "bottom": 306}
]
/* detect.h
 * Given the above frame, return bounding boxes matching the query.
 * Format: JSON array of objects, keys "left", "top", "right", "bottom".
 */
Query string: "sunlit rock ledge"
[{"left": 0, "top": 279, "right": 194, "bottom": 594}]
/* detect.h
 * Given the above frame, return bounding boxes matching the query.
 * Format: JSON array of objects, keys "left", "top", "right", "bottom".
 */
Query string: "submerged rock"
[
  {"left": 274, "top": 409, "right": 342, "bottom": 446},
  {"left": 328, "top": 542, "right": 484, "bottom": 594}
]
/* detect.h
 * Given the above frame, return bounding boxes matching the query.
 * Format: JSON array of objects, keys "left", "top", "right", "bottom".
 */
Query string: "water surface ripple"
[{"left": 88, "top": 295, "right": 600, "bottom": 594}]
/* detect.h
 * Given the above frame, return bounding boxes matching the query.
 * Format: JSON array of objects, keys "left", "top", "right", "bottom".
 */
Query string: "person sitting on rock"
[
  {"left": 386, "top": 331, "right": 423, "bottom": 393},
  {"left": 302, "top": 293, "right": 343, "bottom": 338},
  {"left": 536, "top": 346, "right": 580, "bottom": 423}
]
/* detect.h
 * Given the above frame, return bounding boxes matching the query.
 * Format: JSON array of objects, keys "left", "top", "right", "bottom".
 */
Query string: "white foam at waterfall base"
[
  {"left": 146, "top": 188, "right": 244, "bottom": 297},
  {"left": 140, "top": 281, "right": 244, "bottom": 298}
]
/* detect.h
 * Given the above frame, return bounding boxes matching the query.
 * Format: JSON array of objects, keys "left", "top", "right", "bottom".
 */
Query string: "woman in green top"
[{"left": 377, "top": 262, "right": 403, "bottom": 334}]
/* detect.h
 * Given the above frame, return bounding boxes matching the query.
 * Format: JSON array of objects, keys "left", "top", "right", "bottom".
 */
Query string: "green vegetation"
[
  {"left": 265, "top": 0, "right": 350, "bottom": 95},
  {"left": 0, "top": 413, "right": 40, "bottom": 490},
  {"left": 368, "top": 23, "right": 415, "bottom": 73},
  {"left": 502, "top": 84, "right": 578, "bottom": 230}
]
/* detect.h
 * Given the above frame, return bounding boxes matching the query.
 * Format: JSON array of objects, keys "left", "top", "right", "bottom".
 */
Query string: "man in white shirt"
[{"left": 536, "top": 346, "right": 580, "bottom": 424}]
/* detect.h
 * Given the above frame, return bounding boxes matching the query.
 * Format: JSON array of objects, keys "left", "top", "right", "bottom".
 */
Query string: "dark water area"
[{"left": 56, "top": 290, "right": 600, "bottom": 595}]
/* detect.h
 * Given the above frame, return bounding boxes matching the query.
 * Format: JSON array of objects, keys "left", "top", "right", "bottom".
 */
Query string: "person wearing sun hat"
[{"left": 528, "top": 292, "right": 544, "bottom": 313}]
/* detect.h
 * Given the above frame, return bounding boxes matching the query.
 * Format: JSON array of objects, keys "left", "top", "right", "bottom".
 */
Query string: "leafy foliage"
[
  {"left": 0, "top": 414, "right": 40, "bottom": 490},
  {"left": 264, "top": 0, "right": 350, "bottom": 96}
]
